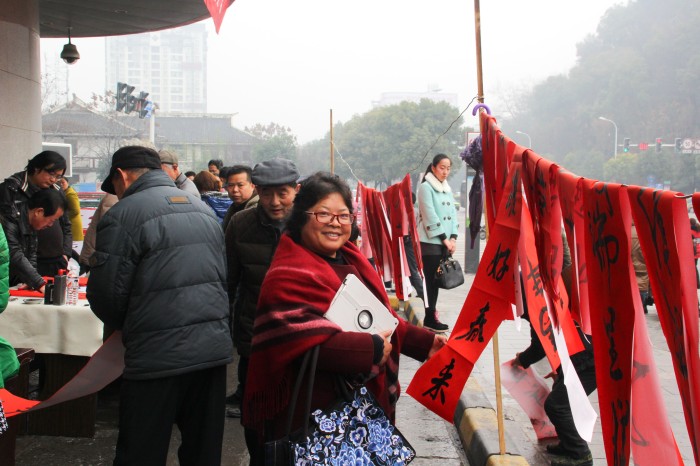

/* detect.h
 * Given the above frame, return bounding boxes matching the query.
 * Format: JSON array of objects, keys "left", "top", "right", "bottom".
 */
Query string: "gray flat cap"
[{"left": 251, "top": 158, "right": 300, "bottom": 187}]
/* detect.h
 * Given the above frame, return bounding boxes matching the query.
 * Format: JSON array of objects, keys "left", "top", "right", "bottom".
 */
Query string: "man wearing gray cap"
[
  {"left": 224, "top": 159, "right": 300, "bottom": 445},
  {"left": 159, "top": 149, "right": 201, "bottom": 199},
  {"left": 87, "top": 145, "right": 232, "bottom": 465}
]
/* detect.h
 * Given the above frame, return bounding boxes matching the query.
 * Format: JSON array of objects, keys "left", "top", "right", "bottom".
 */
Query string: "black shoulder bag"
[{"left": 435, "top": 253, "right": 464, "bottom": 289}]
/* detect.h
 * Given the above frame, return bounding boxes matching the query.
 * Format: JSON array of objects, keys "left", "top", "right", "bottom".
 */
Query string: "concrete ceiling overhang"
[{"left": 38, "top": 0, "right": 217, "bottom": 38}]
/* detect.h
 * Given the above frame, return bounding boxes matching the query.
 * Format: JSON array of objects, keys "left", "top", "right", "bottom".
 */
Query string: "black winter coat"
[
  {"left": 0, "top": 171, "right": 72, "bottom": 259},
  {"left": 225, "top": 206, "right": 281, "bottom": 356},
  {"left": 86, "top": 170, "right": 233, "bottom": 379},
  {"left": 0, "top": 202, "right": 43, "bottom": 289}
]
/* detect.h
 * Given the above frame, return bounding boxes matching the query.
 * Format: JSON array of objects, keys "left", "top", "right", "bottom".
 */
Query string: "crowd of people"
[{"left": 0, "top": 146, "right": 685, "bottom": 466}]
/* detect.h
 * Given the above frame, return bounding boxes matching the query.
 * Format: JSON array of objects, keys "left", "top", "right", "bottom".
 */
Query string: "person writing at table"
[
  {"left": 242, "top": 172, "right": 447, "bottom": 465},
  {"left": 0, "top": 189, "right": 66, "bottom": 294}
]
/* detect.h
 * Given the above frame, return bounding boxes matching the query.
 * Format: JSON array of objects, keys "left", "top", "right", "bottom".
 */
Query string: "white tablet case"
[{"left": 325, "top": 274, "right": 399, "bottom": 336}]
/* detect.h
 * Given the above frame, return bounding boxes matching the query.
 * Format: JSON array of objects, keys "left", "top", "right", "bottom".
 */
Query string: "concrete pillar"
[{"left": 0, "top": 0, "right": 41, "bottom": 175}]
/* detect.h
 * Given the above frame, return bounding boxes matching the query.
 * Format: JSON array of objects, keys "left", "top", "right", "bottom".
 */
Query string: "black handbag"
[
  {"left": 434, "top": 254, "right": 465, "bottom": 289},
  {"left": 265, "top": 346, "right": 416, "bottom": 465}
]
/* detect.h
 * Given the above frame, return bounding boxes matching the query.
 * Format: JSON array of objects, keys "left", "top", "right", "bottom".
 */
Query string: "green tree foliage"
[
  {"left": 245, "top": 122, "right": 298, "bottom": 163},
  {"left": 329, "top": 99, "right": 468, "bottom": 188},
  {"left": 505, "top": 0, "right": 700, "bottom": 192}
]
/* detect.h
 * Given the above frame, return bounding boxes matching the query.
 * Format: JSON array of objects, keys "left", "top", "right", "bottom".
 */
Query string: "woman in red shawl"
[{"left": 242, "top": 172, "right": 446, "bottom": 465}]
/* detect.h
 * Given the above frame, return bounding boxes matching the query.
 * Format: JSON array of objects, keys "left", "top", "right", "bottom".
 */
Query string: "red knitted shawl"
[{"left": 242, "top": 233, "right": 408, "bottom": 428}]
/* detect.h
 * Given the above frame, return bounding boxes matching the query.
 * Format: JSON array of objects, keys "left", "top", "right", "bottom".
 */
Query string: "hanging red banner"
[
  {"left": 582, "top": 181, "right": 635, "bottom": 466},
  {"left": 628, "top": 187, "right": 700, "bottom": 464},
  {"left": 204, "top": 0, "right": 233, "bottom": 34},
  {"left": 558, "top": 170, "right": 591, "bottom": 333}
]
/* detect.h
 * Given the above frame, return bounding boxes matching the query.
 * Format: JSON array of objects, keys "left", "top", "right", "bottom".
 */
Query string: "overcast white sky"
[{"left": 41, "top": 0, "right": 627, "bottom": 144}]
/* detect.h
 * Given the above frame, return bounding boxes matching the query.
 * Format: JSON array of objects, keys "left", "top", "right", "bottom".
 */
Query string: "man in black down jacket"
[
  {"left": 224, "top": 158, "right": 300, "bottom": 457},
  {"left": 87, "top": 146, "right": 233, "bottom": 466}
]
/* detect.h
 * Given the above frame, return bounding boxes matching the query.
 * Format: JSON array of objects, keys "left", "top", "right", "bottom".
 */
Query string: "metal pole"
[
  {"left": 515, "top": 130, "right": 531, "bottom": 148},
  {"left": 473, "top": 0, "right": 506, "bottom": 456},
  {"left": 598, "top": 116, "right": 618, "bottom": 159},
  {"left": 330, "top": 109, "right": 335, "bottom": 175}
]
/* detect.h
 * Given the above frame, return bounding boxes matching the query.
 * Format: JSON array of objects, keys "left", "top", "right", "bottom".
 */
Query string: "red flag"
[
  {"left": 204, "top": 0, "right": 233, "bottom": 34},
  {"left": 406, "top": 345, "right": 473, "bottom": 422},
  {"left": 628, "top": 187, "right": 700, "bottom": 464},
  {"left": 582, "top": 181, "right": 635, "bottom": 466},
  {"left": 558, "top": 170, "right": 591, "bottom": 333}
]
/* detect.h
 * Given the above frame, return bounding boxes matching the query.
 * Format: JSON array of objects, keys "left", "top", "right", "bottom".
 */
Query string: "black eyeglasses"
[
  {"left": 42, "top": 168, "right": 64, "bottom": 180},
  {"left": 305, "top": 211, "right": 356, "bottom": 225}
]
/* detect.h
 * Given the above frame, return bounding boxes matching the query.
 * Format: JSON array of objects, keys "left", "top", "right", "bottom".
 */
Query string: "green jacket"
[{"left": 0, "top": 227, "right": 19, "bottom": 387}]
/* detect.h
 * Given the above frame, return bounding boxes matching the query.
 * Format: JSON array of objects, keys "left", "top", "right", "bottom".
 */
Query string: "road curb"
[{"left": 391, "top": 295, "right": 530, "bottom": 466}]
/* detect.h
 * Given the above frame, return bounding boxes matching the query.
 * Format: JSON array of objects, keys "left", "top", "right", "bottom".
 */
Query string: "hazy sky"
[{"left": 41, "top": 0, "right": 627, "bottom": 144}]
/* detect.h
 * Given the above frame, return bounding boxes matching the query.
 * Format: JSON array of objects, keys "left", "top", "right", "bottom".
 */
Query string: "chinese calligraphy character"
[
  {"left": 487, "top": 244, "right": 511, "bottom": 281},
  {"left": 455, "top": 302, "right": 490, "bottom": 343},
  {"left": 422, "top": 358, "right": 455, "bottom": 405},
  {"left": 606, "top": 307, "right": 623, "bottom": 381},
  {"left": 525, "top": 258, "right": 544, "bottom": 297},
  {"left": 611, "top": 399, "right": 630, "bottom": 466}
]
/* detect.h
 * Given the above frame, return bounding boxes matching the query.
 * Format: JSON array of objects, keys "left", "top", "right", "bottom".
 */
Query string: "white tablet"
[{"left": 325, "top": 274, "right": 399, "bottom": 337}]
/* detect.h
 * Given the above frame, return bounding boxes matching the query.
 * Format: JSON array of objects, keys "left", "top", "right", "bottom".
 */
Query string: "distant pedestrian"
[
  {"left": 159, "top": 149, "right": 201, "bottom": 199},
  {"left": 185, "top": 171, "right": 196, "bottom": 181},
  {"left": 631, "top": 224, "right": 652, "bottom": 313},
  {"left": 690, "top": 218, "right": 700, "bottom": 288},
  {"left": 87, "top": 146, "right": 233, "bottom": 466},
  {"left": 416, "top": 154, "right": 458, "bottom": 332},
  {"left": 58, "top": 177, "right": 83, "bottom": 242},
  {"left": 208, "top": 159, "right": 224, "bottom": 177}
]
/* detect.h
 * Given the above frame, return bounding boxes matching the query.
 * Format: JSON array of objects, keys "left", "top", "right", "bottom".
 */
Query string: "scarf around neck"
[{"left": 242, "top": 233, "right": 406, "bottom": 428}]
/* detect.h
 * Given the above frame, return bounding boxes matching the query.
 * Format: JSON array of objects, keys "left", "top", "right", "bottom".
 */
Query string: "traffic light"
[
  {"left": 139, "top": 101, "right": 154, "bottom": 119},
  {"left": 675, "top": 138, "right": 682, "bottom": 153},
  {"left": 116, "top": 82, "right": 134, "bottom": 112},
  {"left": 136, "top": 91, "right": 150, "bottom": 119},
  {"left": 623, "top": 138, "right": 630, "bottom": 152},
  {"left": 655, "top": 138, "right": 662, "bottom": 153}
]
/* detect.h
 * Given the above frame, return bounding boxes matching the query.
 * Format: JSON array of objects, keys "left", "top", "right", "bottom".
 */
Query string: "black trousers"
[
  {"left": 114, "top": 365, "right": 227, "bottom": 466},
  {"left": 544, "top": 362, "right": 597, "bottom": 458},
  {"left": 420, "top": 250, "right": 443, "bottom": 314},
  {"left": 403, "top": 236, "right": 424, "bottom": 298}
]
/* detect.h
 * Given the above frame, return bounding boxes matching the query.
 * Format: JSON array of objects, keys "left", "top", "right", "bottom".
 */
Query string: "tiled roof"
[
  {"left": 42, "top": 101, "right": 144, "bottom": 137},
  {"left": 155, "top": 115, "right": 259, "bottom": 145}
]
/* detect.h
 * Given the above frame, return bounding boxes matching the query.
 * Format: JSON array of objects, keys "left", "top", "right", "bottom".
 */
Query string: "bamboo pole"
[
  {"left": 473, "top": 0, "right": 506, "bottom": 456},
  {"left": 330, "top": 109, "right": 335, "bottom": 174}
]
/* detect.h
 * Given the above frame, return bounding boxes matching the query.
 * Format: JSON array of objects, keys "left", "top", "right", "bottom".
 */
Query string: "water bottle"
[{"left": 66, "top": 263, "right": 79, "bottom": 305}]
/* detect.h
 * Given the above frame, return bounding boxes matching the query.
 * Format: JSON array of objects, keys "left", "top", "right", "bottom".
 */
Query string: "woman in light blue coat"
[{"left": 416, "top": 154, "right": 458, "bottom": 332}]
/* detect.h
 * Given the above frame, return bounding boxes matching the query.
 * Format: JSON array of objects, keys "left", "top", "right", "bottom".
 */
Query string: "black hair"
[
  {"left": 185, "top": 171, "right": 196, "bottom": 178},
  {"left": 226, "top": 165, "right": 253, "bottom": 182},
  {"left": 26, "top": 151, "right": 67, "bottom": 176},
  {"left": 207, "top": 159, "right": 224, "bottom": 170},
  {"left": 422, "top": 153, "right": 451, "bottom": 181},
  {"left": 27, "top": 188, "right": 67, "bottom": 217},
  {"left": 286, "top": 172, "right": 354, "bottom": 243}
]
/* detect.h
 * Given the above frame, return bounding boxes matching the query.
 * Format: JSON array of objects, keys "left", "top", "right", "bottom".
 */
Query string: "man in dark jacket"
[
  {"left": 0, "top": 151, "right": 72, "bottom": 276},
  {"left": 1, "top": 189, "right": 66, "bottom": 292},
  {"left": 224, "top": 159, "right": 299, "bottom": 447},
  {"left": 87, "top": 146, "right": 233, "bottom": 466}
]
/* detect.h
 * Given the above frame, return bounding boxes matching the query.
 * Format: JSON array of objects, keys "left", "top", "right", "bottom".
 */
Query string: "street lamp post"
[
  {"left": 598, "top": 116, "right": 618, "bottom": 159},
  {"left": 515, "top": 130, "right": 531, "bottom": 148}
]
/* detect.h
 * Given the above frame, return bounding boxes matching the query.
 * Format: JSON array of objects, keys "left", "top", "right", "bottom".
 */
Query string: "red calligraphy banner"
[
  {"left": 628, "top": 187, "right": 700, "bottom": 464},
  {"left": 629, "top": 278, "right": 683, "bottom": 466},
  {"left": 407, "top": 157, "right": 522, "bottom": 421},
  {"left": 521, "top": 152, "right": 564, "bottom": 302},
  {"left": 557, "top": 170, "right": 591, "bottom": 333},
  {"left": 582, "top": 181, "right": 635, "bottom": 466}
]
